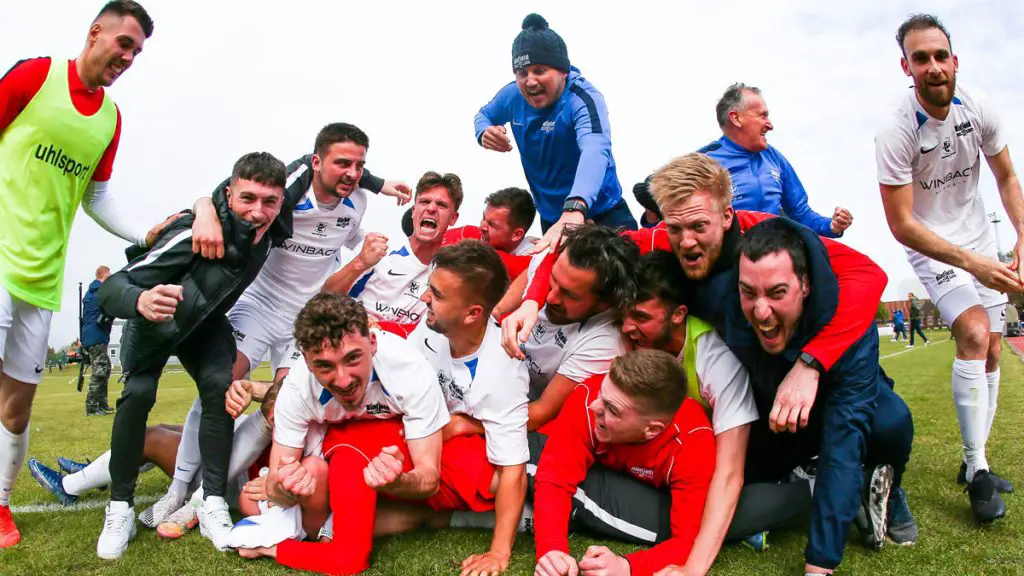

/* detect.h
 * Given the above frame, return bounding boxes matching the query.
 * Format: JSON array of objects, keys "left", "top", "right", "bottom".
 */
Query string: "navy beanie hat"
[{"left": 512, "top": 14, "right": 570, "bottom": 73}]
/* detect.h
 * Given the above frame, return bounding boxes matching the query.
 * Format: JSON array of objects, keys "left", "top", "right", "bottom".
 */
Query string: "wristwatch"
[
  {"left": 798, "top": 351, "right": 825, "bottom": 374},
  {"left": 562, "top": 197, "right": 588, "bottom": 217}
]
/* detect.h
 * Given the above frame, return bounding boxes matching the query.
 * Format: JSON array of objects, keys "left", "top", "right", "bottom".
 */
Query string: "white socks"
[
  {"left": 172, "top": 398, "right": 203, "bottom": 485},
  {"left": 985, "top": 369, "right": 1000, "bottom": 445},
  {"left": 227, "top": 411, "right": 272, "bottom": 481},
  {"left": 0, "top": 423, "right": 28, "bottom": 507},
  {"left": 63, "top": 451, "right": 112, "bottom": 496},
  {"left": 952, "top": 358, "right": 989, "bottom": 481}
]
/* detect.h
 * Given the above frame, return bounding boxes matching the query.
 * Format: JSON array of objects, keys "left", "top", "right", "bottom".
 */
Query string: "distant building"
[{"left": 882, "top": 298, "right": 946, "bottom": 329}]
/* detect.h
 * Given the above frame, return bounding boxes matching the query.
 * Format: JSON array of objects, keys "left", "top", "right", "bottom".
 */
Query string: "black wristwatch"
[
  {"left": 798, "top": 351, "right": 825, "bottom": 374},
  {"left": 562, "top": 197, "right": 588, "bottom": 217}
]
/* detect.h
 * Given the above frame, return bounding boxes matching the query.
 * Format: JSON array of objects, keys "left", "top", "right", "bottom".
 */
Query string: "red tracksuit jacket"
[{"left": 533, "top": 383, "right": 716, "bottom": 576}]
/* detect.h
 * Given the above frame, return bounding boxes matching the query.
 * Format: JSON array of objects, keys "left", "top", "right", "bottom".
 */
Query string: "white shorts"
[
  {"left": 908, "top": 242, "right": 1008, "bottom": 331},
  {"left": 0, "top": 285, "right": 53, "bottom": 385},
  {"left": 228, "top": 301, "right": 296, "bottom": 375}
]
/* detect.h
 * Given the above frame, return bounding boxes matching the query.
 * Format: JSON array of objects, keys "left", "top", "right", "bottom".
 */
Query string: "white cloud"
[{"left": 1, "top": 0, "right": 1021, "bottom": 347}]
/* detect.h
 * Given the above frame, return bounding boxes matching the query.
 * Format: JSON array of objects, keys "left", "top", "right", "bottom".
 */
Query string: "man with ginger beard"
[
  {"left": 502, "top": 153, "right": 891, "bottom": 575},
  {"left": 327, "top": 171, "right": 462, "bottom": 324}
]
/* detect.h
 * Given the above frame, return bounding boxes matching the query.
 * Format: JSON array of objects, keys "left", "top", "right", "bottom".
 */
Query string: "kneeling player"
[
  {"left": 368, "top": 240, "right": 530, "bottom": 575},
  {"left": 236, "top": 293, "right": 448, "bottom": 574},
  {"left": 534, "top": 349, "right": 716, "bottom": 576}
]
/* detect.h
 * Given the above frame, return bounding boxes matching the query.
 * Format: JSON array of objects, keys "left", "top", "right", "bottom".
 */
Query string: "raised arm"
[{"left": 776, "top": 152, "right": 842, "bottom": 238}]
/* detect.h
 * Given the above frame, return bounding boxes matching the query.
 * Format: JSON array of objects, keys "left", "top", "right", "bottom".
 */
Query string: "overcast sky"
[{"left": 3, "top": 0, "right": 1022, "bottom": 348}]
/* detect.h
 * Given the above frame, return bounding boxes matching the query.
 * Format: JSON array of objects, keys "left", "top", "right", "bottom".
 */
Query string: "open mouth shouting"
[
  {"left": 756, "top": 319, "right": 784, "bottom": 351},
  {"left": 417, "top": 216, "right": 439, "bottom": 239}
]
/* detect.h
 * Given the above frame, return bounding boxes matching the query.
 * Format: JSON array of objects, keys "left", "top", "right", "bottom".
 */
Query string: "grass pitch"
[{"left": 1, "top": 330, "right": 1022, "bottom": 575}]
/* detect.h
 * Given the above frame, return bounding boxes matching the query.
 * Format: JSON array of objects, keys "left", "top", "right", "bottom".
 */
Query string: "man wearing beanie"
[{"left": 475, "top": 14, "right": 636, "bottom": 253}]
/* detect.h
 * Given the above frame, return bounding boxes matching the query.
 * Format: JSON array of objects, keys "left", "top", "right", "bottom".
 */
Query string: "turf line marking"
[
  {"left": 880, "top": 337, "right": 951, "bottom": 361},
  {"left": 11, "top": 493, "right": 159, "bottom": 514}
]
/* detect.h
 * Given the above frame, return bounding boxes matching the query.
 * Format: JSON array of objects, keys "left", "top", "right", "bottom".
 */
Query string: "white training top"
[
  {"left": 521, "top": 307, "right": 625, "bottom": 401},
  {"left": 273, "top": 329, "right": 449, "bottom": 455},
  {"left": 411, "top": 321, "right": 530, "bottom": 466},
  {"left": 518, "top": 251, "right": 625, "bottom": 398},
  {"left": 876, "top": 83, "right": 1006, "bottom": 248},
  {"left": 348, "top": 242, "right": 431, "bottom": 324},
  {"left": 237, "top": 182, "right": 368, "bottom": 319},
  {"left": 688, "top": 329, "right": 759, "bottom": 436}
]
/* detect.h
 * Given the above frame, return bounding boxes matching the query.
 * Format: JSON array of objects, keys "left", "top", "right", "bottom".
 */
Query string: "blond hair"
[{"left": 649, "top": 153, "right": 733, "bottom": 214}]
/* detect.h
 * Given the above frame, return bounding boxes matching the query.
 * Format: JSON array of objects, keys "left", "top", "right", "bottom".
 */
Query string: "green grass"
[{"left": 2, "top": 329, "right": 1022, "bottom": 575}]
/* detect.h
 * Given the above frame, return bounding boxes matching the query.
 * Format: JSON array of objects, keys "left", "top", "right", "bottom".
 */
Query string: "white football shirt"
[
  {"left": 411, "top": 321, "right": 530, "bottom": 466},
  {"left": 273, "top": 329, "right": 449, "bottom": 456},
  {"left": 521, "top": 307, "right": 626, "bottom": 400},
  {"left": 349, "top": 243, "right": 430, "bottom": 323},
  {"left": 876, "top": 83, "right": 1005, "bottom": 247},
  {"left": 237, "top": 179, "right": 368, "bottom": 319}
]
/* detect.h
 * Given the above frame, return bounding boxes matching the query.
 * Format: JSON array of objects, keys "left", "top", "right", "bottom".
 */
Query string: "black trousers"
[
  {"left": 525, "top": 432, "right": 811, "bottom": 546},
  {"left": 910, "top": 319, "right": 929, "bottom": 345},
  {"left": 109, "top": 319, "right": 236, "bottom": 505}
]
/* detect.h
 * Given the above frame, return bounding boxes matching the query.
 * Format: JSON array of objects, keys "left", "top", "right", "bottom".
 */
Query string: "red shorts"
[
  {"left": 322, "top": 417, "right": 414, "bottom": 470},
  {"left": 428, "top": 434, "right": 497, "bottom": 512},
  {"left": 322, "top": 419, "right": 496, "bottom": 512}
]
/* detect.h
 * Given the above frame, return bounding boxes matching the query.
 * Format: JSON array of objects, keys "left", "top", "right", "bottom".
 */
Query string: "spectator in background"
[
  {"left": 907, "top": 292, "right": 930, "bottom": 348},
  {"left": 892, "top": 308, "right": 908, "bottom": 342},
  {"left": 82, "top": 265, "right": 114, "bottom": 416},
  {"left": 634, "top": 84, "right": 853, "bottom": 237}
]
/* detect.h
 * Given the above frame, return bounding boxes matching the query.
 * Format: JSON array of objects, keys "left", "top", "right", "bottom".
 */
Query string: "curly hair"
[
  {"left": 293, "top": 293, "right": 369, "bottom": 354},
  {"left": 558, "top": 224, "right": 640, "bottom": 315}
]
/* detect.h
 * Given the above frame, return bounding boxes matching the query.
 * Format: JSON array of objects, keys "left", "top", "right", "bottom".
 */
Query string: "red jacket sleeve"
[
  {"left": 805, "top": 238, "right": 887, "bottom": 369},
  {"left": 523, "top": 250, "right": 556, "bottom": 306},
  {"left": 625, "top": 412, "right": 716, "bottom": 576},
  {"left": 533, "top": 385, "right": 597, "bottom": 559},
  {"left": 0, "top": 57, "right": 48, "bottom": 132},
  {"left": 620, "top": 224, "right": 670, "bottom": 254},
  {"left": 736, "top": 211, "right": 887, "bottom": 370}
]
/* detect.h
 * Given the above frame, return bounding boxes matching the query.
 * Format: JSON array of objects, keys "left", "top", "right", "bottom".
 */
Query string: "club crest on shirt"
[
  {"left": 438, "top": 371, "right": 464, "bottom": 402},
  {"left": 941, "top": 136, "right": 956, "bottom": 159},
  {"left": 336, "top": 216, "right": 352, "bottom": 228},
  {"left": 770, "top": 169, "right": 782, "bottom": 184},
  {"left": 404, "top": 280, "right": 423, "bottom": 298},
  {"left": 554, "top": 329, "right": 568, "bottom": 349}
]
